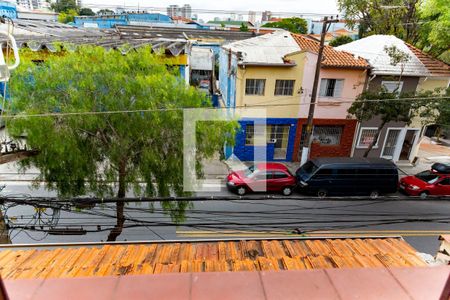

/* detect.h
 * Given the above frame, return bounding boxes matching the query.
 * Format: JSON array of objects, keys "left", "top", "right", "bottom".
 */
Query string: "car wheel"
[
  {"left": 318, "top": 189, "right": 327, "bottom": 199},
  {"left": 282, "top": 186, "right": 293, "bottom": 196},
  {"left": 237, "top": 186, "right": 246, "bottom": 196},
  {"left": 369, "top": 191, "right": 379, "bottom": 199},
  {"left": 419, "top": 191, "right": 428, "bottom": 199}
]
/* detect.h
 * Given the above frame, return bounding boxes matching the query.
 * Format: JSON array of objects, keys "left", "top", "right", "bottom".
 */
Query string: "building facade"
[
  {"left": 337, "top": 35, "right": 450, "bottom": 163},
  {"left": 220, "top": 31, "right": 369, "bottom": 162}
]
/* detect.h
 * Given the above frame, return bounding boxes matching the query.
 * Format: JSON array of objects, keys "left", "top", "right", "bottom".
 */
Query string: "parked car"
[
  {"left": 399, "top": 163, "right": 450, "bottom": 198},
  {"left": 295, "top": 158, "right": 398, "bottom": 198},
  {"left": 226, "top": 163, "right": 297, "bottom": 196}
]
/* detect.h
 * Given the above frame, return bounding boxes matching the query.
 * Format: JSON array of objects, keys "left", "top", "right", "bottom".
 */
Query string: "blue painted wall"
[
  {"left": 74, "top": 13, "right": 172, "bottom": 28},
  {"left": 233, "top": 118, "right": 298, "bottom": 162},
  {"left": 218, "top": 47, "right": 237, "bottom": 108},
  {"left": 0, "top": 1, "right": 17, "bottom": 19}
]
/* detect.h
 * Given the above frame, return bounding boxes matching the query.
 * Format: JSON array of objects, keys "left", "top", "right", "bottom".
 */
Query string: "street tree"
[
  {"left": 79, "top": 8, "right": 95, "bottom": 16},
  {"left": 337, "top": 0, "right": 420, "bottom": 42},
  {"left": 262, "top": 17, "right": 308, "bottom": 34},
  {"left": 8, "top": 46, "right": 236, "bottom": 240},
  {"left": 329, "top": 35, "right": 354, "bottom": 47},
  {"left": 348, "top": 91, "right": 415, "bottom": 157},
  {"left": 348, "top": 44, "right": 414, "bottom": 156}
]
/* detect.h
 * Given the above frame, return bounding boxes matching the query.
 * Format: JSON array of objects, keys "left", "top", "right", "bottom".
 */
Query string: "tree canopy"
[
  {"left": 8, "top": 46, "right": 236, "bottom": 199},
  {"left": 416, "top": 0, "right": 450, "bottom": 63},
  {"left": 337, "top": 0, "right": 420, "bottom": 42},
  {"left": 57, "top": 9, "right": 78, "bottom": 24},
  {"left": 97, "top": 9, "right": 115, "bottom": 15},
  {"left": 239, "top": 23, "right": 249, "bottom": 32},
  {"left": 329, "top": 35, "right": 354, "bottom": 47},
  {"left": 51, "top": 0, "right": 78, "bottom": 13},
  {"left": 262, "top": 17, "right": 308, "bottom": 34},
  {"left": 79, "top": 8, "right": 95, "bottom": 16}
]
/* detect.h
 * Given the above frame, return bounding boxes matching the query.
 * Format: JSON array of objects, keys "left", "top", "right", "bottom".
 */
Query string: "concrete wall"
[
  {"left": 368, "top": 75, "right": 420, "bottom": 93},
  {"left": 235, "top": 52, "right": 306, "bottom": 118},
  {"left": 299, "top": 52, "right": 367, "bottom": 119},
  {"left": 417, "top": 77, "right": 450, "bottom": 93},
  {"left": 292, "top": 119, "right": 357, "bottom": 161}
]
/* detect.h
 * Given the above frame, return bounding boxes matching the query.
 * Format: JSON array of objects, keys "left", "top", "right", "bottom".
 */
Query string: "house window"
[
  {"left": 245, "top": 79, "right": 265, "bottom": 95},
  {"left": 245, "top": 125, "right": 268, "bottom": 146},
  {"left": 357, "top": 128, "right": 380, "bottom": 148},
  {"left": 274, "top": 80, "right": 295, "bottom": 96},
  {"left": 381, "top": 81, "right": 403, "bottom": 94},
  {"left": 319, "top": 79, "right": 344, "bottom": 97},
  {"left": 312, "top": 126, "right": 343, "bottom": 145}
]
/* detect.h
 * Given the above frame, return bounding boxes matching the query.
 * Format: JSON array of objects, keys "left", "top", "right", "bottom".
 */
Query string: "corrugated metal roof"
[
  {"left": 0, "top": 237, "right": 426, "bottom": 279},
  {"left": 336, "top": 35, "right": 430, "bottom": 76},
  {"left": 223, "top": 31, "right": 300, "bottom": 65}
]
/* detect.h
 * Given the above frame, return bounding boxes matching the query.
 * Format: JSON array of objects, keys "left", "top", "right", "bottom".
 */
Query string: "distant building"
[
  {"left": 167, "top": 4, "right": 191, "bottom": 19},
  {"left": 16, "top": 0, "right": 50, "bottom": 10},
  {"left": 248, "top": 11, "right": 256, "bottom": 24},
  {"left": 181, "top": 4, "right": 191, "bottom": 19},
  {"left": 262, "top": 10, "right": 271, "bottom": 22}
]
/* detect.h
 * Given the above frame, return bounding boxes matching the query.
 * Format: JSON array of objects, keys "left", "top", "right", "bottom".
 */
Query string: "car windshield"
[
  {"left": 415, "top": 170, "right": 440, "bottom": 184},
  {"left": 244, "top": 165, "right": 258, "bottom": 177},
  {"left": 297, "top": 161, "right": 318, "bottom": 180}
]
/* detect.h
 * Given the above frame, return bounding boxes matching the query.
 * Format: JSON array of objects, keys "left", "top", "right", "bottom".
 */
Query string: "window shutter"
[
  {"left": 319, "top": 79, "right": 327, "bottom": 97},
  {"left": 334, "top": 80, "right": 344, "bottom": 97}
]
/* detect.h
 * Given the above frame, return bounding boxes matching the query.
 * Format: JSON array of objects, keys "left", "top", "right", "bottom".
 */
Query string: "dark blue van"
[{"left": 295, "top": 157, "right": 398, "bottom": 198}]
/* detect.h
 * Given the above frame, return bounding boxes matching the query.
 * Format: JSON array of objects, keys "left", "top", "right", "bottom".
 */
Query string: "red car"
[
  {"left": 226, "top": 163, "right": 297, "bottom": 196},
  {"left": 399, "top": 163, "right": 450, "bottom": 198}
]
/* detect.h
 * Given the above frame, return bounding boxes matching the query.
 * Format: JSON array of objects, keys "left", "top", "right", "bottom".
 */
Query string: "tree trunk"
[
  {"left": 363, "top": 121, "right": 387, "bottom": 157},
  {"left": 107, "top": 161, "right": 126, "bottom": 242}
]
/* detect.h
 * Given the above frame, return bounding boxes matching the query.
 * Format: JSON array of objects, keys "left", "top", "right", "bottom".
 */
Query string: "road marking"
[{"left": 177, "top": 230, "right": 450, "bottom": 238}]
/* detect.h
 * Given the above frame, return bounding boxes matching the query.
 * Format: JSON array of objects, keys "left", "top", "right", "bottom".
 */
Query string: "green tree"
[
  {"left": 57, "top": 9, "right": 78, "bottom": 23},
  {"left": 416, "top": 0, "right": 450, "bottom": 63},
  {"left": 8, "top": 46, "right": 236, "bottom": 240},
  {"left": 337, "top": 0, "right": 420, "bottom": 42},
  {"left": 51, "top": 0, "right": 78, "bottom": 13},
  {"left": 262, "top": 17, "right": 308, "bottom": 34},
  {"left": 239, "top": 23, "right": 249, "bottom": 32},
  {"left": 79, "top": 8, "right": 95, "bottom": 16},
  {"left": 97, "top": 9, "right": 115, "bottom": 15},
  {"left": 329, "top": 35, "right": 354, "bottom": 47}
]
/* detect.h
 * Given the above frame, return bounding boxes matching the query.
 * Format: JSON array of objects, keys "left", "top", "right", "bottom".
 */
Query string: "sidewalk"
[{"left": 202, "top": 138, "right": 450, "bottom": 179}]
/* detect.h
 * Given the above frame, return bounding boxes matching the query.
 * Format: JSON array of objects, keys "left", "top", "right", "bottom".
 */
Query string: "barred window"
[
  {"left": 319, "top": 79, "right": 344, "bottom": 97},
  {"left": 245, "top": 124, "right": 254, "bottom": 145},
  {"left": 274, "top": 80, "right": 295, "bottom": 96},
  {"left": 245, "top": 79, "right": 265, "bottom": 95},
  {"left": 357, "top": 128, "right": 379, "bottom": 148},
  {"left": 312, "top": 126, "right": 343, "bottom": 145}
]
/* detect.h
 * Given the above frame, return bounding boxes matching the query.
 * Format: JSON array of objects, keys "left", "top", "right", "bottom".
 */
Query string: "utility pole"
[{"left": 300, "top": 16, "right": 339, "bottom": 165}]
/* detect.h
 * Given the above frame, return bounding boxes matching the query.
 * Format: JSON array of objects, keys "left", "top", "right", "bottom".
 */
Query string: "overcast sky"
[{"left": 81, "top": 0, "right": 339, "bottom": 21}]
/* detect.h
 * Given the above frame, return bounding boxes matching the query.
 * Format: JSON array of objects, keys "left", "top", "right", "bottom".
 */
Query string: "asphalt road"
[{"left": 1, "top": 182, "right": 449, "bottom": 255}]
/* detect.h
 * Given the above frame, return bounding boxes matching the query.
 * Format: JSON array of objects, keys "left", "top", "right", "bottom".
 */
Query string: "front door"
[
  {"left": 381, "top": 129, "right": 401, "bottom": 160},
  {"left": 399, "top": 129, "right": 419, "bottom": 161},
  {"left": 268, "top": 125, "right": 290, "bottom": 160}
]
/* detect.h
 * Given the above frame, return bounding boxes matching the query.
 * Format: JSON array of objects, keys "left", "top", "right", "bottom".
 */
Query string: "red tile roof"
[
  {"left": 0, "top": 237, "right": 426, "bottom": 279},
  {"left": 291, "top": 33, "right": 369, "bottom": 69},
  {"left": 405, "top": 43, "right": 450, "bottom": 76}
]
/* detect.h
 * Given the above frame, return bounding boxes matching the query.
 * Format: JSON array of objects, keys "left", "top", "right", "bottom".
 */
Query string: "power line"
[{"left": 1, "top": 96, "right": 448, "bottom": 119}]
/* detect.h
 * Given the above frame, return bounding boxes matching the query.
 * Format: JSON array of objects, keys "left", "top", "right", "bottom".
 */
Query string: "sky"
[{"left": 81, "top": 0, "right": 340, "bottom": 22}]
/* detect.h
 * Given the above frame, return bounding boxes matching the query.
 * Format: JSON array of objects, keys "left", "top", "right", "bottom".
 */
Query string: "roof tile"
[
  {"left": 291, "top": 33, "right": 369, "bottom": 69},
  {"left": 0, "top": 237, "right": 426, "bottom": 279},
  {"left": 405, "top": 43, "right": 450, "bottom": 76}
]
